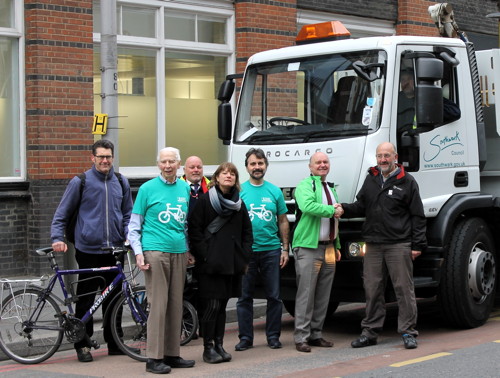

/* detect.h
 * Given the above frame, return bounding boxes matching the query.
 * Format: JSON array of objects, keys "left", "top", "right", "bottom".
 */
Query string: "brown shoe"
[
  {"left": 307, "top": 338, "right": 333, "bottom": 347},
  {"left": 295, "top": 342, "right": 311, "bottom": 353}
]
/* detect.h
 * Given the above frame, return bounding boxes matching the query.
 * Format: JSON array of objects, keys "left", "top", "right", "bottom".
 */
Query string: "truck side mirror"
[
  {"left": 218, "top": 79, "right": 235, "bottom": 102},
  {"left": 218, "top": 102, "right": 232, "bottom": 144},
  {"left": 415, "top": 57, "right": 443, "bottom": 126}
]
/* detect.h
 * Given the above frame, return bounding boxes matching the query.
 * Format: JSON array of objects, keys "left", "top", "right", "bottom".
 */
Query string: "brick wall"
[
  {"left": 0, "top": 194, "right": 30, "bottom": 276},
  {"left": 21, "top": 0, "right": 95, "bottom": 276},
  {"left": 235, "top": 0, "right": 298, "bottom": 75},
  {"left": 298, "top": 0, "right": 497, "bottom": 38},
  {"left": 25, "top": 0, "right": 94, "bottom": 181}
]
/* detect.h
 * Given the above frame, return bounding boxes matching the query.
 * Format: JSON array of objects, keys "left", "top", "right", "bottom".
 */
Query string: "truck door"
[{"left": 394, "top": 50, "right": 461, "bottom": 172}]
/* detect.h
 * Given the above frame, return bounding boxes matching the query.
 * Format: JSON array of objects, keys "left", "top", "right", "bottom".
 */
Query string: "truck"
[{"left": 217, "top": 3, "right": 498, "bottom": 328}]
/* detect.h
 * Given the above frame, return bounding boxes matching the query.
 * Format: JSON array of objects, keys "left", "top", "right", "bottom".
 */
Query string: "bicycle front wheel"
[
  {"left": 110, "top": 286, "right": 148, "bottom": 362},
  {"left": 0, "top": 288, "right": 63, "bottom": 364},
  {"left": 180, "top": 300, "right": 198, "bottom": 346}
]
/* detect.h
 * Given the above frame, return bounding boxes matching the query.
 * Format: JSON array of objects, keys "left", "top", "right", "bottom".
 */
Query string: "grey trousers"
[
  {"left": 293, "top": 245, "right": 336, "bottom": 343},
  {"left": 144, "top": 251, "right": 187, "bottom": 359},
  {"left": 361, "top": 242, "right": 418, "bottom": 339}
]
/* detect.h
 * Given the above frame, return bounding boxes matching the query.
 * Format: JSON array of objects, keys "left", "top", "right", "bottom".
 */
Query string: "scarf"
[{"left": 208, "top": 186, "right": 241, "bottom": 216}]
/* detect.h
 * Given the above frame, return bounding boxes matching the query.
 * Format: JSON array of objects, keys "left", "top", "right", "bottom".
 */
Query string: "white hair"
[{"left": 157, "top": 147, "right": 181, "bottom": 162}]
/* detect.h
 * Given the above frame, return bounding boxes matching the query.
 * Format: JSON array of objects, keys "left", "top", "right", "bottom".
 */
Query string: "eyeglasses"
[
  {"left": 94, "top": 155, "right": 113, "bottom": 160},
  {"left": 376, "top": 153, "right": 394, "bottom": 159}
]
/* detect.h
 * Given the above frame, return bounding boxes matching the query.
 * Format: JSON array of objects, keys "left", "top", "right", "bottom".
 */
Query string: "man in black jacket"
[{"left": 339, "top": 142, "right": 426, "bottom": 350}]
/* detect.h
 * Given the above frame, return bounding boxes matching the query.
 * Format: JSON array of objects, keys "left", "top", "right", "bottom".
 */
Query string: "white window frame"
[
  {"left": 94, "top": 0, "right": 235, "bottom": 178},
  {"left": 0, "top": 0, "right": 25, "bottom": 182}
]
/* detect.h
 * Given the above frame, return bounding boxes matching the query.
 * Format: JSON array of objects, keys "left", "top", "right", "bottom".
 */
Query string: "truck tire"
[
  {"left": 438, "top": 217, "right": 496, "bottom": 328},
  {"left": 282, "top": 300, "right": 339, "bottom": 318}
]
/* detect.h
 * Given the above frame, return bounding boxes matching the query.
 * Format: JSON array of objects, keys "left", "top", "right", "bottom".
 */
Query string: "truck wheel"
[
  {"left": 282, "top": 300, "right": 339, "bottom": 318},
  {"left": 438, "top": 217, "right": 496, "bottom": 328}
]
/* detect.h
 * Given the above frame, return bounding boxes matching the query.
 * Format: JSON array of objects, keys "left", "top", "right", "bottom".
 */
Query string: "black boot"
[
  {"left": 203, "top": 340, "right": 223, "bottom": 364},
  {"left": 214, "top": 337, "right": 232, "bottom": 362}
]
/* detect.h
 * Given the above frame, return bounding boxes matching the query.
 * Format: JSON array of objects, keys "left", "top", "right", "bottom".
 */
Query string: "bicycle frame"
[{"left": 28, "top": 249, "right": 147, "bottom": 333}]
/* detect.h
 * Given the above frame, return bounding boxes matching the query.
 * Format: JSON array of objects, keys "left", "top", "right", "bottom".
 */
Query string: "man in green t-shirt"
[{"left": 235, "top": 148, "right": 289, "bottom": 351}]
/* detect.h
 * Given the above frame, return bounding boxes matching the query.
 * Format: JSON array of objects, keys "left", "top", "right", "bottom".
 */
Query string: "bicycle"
[{"left": 0, "top": 245, "right": 149, "bottom": 364}]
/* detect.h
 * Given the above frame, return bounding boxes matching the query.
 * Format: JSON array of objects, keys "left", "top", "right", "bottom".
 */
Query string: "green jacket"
[{"left": 292, "top": 175, "right": 341, "bottom": 250}]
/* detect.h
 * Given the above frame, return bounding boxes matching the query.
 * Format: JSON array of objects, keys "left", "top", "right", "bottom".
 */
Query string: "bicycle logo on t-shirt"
[
  {"left": 248, "top": 204, "right": 273, "bottom": 222},
  {"left": 158, "top": 203, "right": 186, "bottom": 223}
]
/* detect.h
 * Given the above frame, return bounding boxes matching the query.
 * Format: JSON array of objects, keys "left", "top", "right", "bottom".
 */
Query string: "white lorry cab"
[{"left": 217, "top": 3, "right": 498, "bottom": 328}]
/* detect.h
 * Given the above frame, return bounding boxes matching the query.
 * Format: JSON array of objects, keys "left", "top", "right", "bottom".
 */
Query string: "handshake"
[{"left": 333, "top": 203, "right": 343, "bottom": 218}]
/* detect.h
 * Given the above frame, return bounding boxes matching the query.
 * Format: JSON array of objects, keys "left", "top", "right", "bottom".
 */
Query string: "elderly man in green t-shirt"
[{"left": 128, "top": 147, "right": 195, "bottom": 374}]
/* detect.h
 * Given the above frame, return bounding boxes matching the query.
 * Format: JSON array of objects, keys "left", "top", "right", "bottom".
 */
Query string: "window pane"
[
  {"left": 94, "top": 47, "right": 157, "bottom": 167},
  {"left": 0, "top": 0, "right": 14, "bottom": 28},
  {"left": 165, "top": 53, "right": 227, "bottom": 165},
  {"left": 198, "top": 17, "right": 226, "bottom": 44},
  {"left": 165, "top": 12, "right": 195, "bottom": 42},
  {"left": 0, "top": 37, "right": 21, "bottom": 177},
  {"left": 122, "top": 6, "right": 156, "bottom": 38}
]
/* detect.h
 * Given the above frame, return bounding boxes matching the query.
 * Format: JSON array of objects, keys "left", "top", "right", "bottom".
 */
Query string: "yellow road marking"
[
  {"left": 390, "top": 352, "right": 452, "bottom": 367},
  {"left": 489, "top": 316, "right": 500, "bottom": 321},
  {"left": 494, "top": 340, "right": 500, "bottom": 343}
]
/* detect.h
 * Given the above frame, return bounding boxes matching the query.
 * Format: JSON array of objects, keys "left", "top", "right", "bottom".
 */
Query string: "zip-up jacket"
[
  {"left": 51, "top": 165, "right": 133, "bottom": 253},
  {"left": 341, "top": 164, "right": 427, "bottom": 251},
  {"left": 292, "top": 175, "right": 341, "bottom": 250}
]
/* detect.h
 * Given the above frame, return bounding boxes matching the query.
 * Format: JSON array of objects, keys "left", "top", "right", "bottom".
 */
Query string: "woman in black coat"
[{"left": 188, "top": 162, "right": 253, "bottom": 364}]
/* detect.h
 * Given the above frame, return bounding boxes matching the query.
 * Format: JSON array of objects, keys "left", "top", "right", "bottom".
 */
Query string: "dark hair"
[
  {"left": 209, "top": 162, "right": 241, "bottom": 191},
  {"left": 92, "top": 139, "right": 114, "bottom": 155},
  {"left": 244, "top": 148, "right": 268, "bottom": 167}
]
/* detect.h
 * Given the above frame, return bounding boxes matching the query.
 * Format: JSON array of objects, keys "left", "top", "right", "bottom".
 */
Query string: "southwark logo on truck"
[{"left": 422, "top": 131, "right": 466, "bottom": 169}]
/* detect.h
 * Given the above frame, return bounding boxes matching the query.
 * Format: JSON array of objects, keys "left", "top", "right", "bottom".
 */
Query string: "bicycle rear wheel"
[
  {"left": 110, "top": 286, "right": 148, "bottom": 362},
  {"left": 180, "top": 300, "right": 198, "bottom": 346},
  {"left": 0, "top": 288, "right": 63, "bottom": 364}
]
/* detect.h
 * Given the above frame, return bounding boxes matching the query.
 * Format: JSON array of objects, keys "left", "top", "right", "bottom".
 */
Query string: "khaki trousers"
[
  {"left": 144, "top": 251, "right": 187, "bottom": 359},
  {"left": 361, "top": 242, "right": 418, "bottom": 338}
]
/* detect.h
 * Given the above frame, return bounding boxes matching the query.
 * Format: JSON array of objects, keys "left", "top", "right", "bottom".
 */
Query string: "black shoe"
[
  {"left": 351, "top": 335, "right": 377, "bottom": 348},
  {"left": 108, "top": 346, "right": 141, "bottom": 355},
  {"left": 402, "top": 333, "right": 418, "bottom": 349},
  {"left": 235, "top": 339, "right": 253, "bottom": 351},
  {"left": 163, "top": 356, "right": 195, "bottom": 368},
  {"left": 203, "top": 344, "right": 224, "bottom": 364},
  {"left": 214, "top": 343, "right": 232, "bottom": 362},
  {"left": 146, "top": 359, "right": 171, "bottom": 374},
  {"left": 267, "top": 339, "right": 282, "bottom": 349},
  {"left": 76, "top": 347, "right": 93, "bottom": 362}
]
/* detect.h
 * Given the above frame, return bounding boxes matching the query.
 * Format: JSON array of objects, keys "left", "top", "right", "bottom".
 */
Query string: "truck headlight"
[{"left": 348, "top": 242, "right": 366, "bottom": 258}]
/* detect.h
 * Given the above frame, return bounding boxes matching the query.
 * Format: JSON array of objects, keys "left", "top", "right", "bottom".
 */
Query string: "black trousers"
[{"left": 74, "top": 249, "right": 123, "bottom": 350}]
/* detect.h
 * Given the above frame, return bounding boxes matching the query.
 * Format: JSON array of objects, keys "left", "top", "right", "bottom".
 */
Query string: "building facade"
[{"left": 1, "top": 0, "right": 498, "bottom": 276}]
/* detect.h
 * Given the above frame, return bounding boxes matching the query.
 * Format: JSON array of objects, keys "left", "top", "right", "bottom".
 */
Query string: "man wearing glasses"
[{"left": 51, "top": 139, "right": 133, "bottom": 362}]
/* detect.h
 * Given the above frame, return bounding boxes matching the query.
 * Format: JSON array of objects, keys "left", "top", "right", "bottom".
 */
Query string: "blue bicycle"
[{"left": 0, "top": 246, "right": 148, "bottom": 364}]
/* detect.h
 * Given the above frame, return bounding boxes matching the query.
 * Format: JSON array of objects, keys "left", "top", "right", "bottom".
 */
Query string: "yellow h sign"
[{"left": 92, "top": 114, "right": 108, "bottom": 135}]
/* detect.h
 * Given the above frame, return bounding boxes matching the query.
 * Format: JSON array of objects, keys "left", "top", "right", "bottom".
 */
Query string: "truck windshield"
[{"left": 234, "top": 50, "right": 386, "bottom": 144}]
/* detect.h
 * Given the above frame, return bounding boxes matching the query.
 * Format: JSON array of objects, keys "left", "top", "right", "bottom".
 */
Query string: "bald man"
[
  {"left": 292, "top": 152, "right": 342, "bottom": 353},
  {"left": 340, "top": 142, "right": 426, "bottom": 350},
  {"left": 182, "top": 156, "right": 210, "bottom": 214}
]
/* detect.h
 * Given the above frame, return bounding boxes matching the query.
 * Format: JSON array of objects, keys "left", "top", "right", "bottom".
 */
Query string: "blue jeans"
[{"left": 236, "top": 248, "right": 282, "bottom": 342}]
